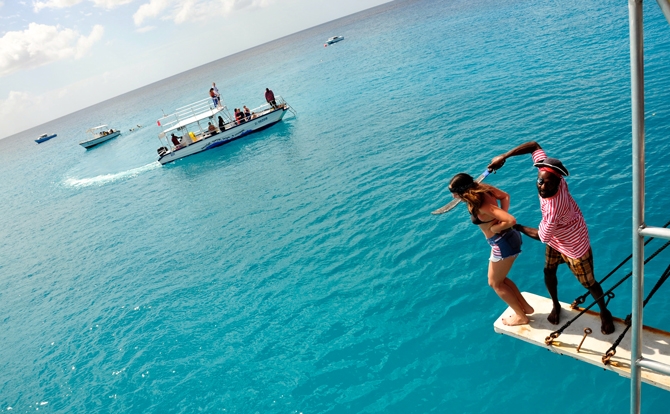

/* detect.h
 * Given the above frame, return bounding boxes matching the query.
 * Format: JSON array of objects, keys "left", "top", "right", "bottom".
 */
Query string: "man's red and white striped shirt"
[{"left": 532, "top": 149, "right": 591, "bottom": 259}]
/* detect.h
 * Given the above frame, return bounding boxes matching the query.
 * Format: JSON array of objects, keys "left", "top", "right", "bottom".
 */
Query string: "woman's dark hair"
[
  {"left": 449, "top": 173, "right": 495, "bottom": 217},
  {"left": 449, "top": 173, "right": 474, "bottom": 194}
]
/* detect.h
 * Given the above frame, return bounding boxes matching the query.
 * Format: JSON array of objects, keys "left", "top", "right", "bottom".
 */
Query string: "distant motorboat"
[
  {"left": 80, "top": 125, "right": 121, "bottom": 149},
  {"left": 35, "top": 133, "right": 57, "bottom": 144},
  {"left": 324, "top": 36, "right": 344, "bottom": 46}
]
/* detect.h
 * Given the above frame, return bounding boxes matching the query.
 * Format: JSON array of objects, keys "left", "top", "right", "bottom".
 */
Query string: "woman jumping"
[{"left": 449, "top": 173, "right": 534, "bottom": 326}]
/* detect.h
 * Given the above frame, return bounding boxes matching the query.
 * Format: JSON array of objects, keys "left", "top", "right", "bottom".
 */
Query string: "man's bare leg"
[
  {"left": 544, "top": 267, "right": 561, "bottom": 325},
  {"left": 587, "top": 282, "right": 615, "bottom": 334}
]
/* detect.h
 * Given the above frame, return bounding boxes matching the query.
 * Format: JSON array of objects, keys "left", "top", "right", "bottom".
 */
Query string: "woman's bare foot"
[
  {"left": 503, "top": 314, "right": 529, "bottom": 326},
  {"left": 523, "top": 304, "right": 535, "bottom": 315}
]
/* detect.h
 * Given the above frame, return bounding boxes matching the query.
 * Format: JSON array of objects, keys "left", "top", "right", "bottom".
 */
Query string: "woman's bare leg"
[
  {"left": 503, "top": 278, "right": 534, "bottom": 315},
  {"left": 488, "top": 256, "right": 529, "bottom": 326}
]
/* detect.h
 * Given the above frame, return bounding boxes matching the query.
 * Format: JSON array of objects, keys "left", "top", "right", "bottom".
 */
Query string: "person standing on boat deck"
[
  {"left": 209, "top": 88, "right": 219, "bottom": 108},
  {"left": 265, "top": 88, "right": 277, "bottom": 109},
  {"left": 218, "top": 116, "right": 225, "bottom": 131},
  {"left": 488, "top": 141, "right": 615, "bottom": 335},
  {"left": 449, "top": 173, "right": 533, "bottom": 326},
  {"left": 243, "top": 106, "right": 251, "bottom": 121},
  {"left": 171, "top": 133, "right": 181, "bottom": 147},
  {"left": 212, "top": 82, "right": 221, "bottom": 107}
]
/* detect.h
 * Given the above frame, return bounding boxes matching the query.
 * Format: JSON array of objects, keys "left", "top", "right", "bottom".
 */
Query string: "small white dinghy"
[
  {"left": 80, "top": 125, "right": 121, "bottom": 149},
  {"left": 324, "top": 36, "right": 344, "bottom": 46},
  {"left": 494, "top": 292, "right": 670, "bottom": 391}
]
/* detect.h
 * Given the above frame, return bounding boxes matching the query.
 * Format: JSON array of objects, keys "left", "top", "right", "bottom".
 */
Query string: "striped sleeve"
[{"left": 532, "top": 149, "right": 547, "bottom": 163}]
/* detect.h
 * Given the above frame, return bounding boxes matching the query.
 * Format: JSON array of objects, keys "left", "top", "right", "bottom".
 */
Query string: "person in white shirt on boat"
[
  {"left": 209, "top": 88, "right": 219, "bottom": 108},
  {"left": 212, "top": 82, "right": 222, "bottom": 107}
]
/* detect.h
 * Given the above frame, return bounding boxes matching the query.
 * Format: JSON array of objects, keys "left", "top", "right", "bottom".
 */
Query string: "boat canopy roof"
[
  {"left": 162, "top": 106, "right": 225, "bottom": 134},
  {"left": 87, "top": 125, "right": 110, "bottom": 132}
]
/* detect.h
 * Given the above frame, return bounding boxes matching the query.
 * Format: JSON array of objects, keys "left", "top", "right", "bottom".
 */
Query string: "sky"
[{"left": 0, "top": 0, "right": 391, "bottom": 139}]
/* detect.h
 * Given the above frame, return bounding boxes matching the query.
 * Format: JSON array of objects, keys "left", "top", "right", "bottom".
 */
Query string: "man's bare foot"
[
  {"left": 503, "top": 314, "right": 529, "bottom": 326},
  {"left": 547, "top": 306, "right": 561, "bottom": 325},
  {"left": 600, "top": 309, "right": 615, "bottom": 335}
]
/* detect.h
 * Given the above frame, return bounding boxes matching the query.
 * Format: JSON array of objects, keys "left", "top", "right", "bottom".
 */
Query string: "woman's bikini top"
[{"left": 470, "top": 210, "right": 495, "bottom": 225}]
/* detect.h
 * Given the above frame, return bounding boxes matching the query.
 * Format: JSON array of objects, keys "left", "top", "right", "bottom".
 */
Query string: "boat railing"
[
  {"left": 157, "top": 98, "right": 224, "bottom": 132},
  {"left": 251, "top": 95, "right": 296, "bottom": 117}
]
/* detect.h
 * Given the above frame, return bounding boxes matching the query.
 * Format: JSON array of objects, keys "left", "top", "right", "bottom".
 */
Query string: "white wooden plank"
[{"left": 493, "top": 292, "right": 670, "bottom": 391}]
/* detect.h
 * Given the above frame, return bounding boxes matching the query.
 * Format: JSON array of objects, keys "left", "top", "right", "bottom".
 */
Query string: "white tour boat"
[
  {"left": 80, "top": 125, "right": 121, "bottom": 149},
  {"left": 325, "top": 36, "right": 344, "bottom": 46},
  {"left": 155, "top": 96, "right": 293, "bottom": 165}
]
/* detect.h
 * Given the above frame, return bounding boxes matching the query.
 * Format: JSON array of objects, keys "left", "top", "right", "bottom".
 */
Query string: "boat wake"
[{"left": 64, "top": 162, "right": 161, "bottom": 188}]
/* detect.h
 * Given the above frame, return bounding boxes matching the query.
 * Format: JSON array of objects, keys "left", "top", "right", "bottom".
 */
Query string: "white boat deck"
[{"left": 494, "top": 292, "right": 670, "bottom": 391}]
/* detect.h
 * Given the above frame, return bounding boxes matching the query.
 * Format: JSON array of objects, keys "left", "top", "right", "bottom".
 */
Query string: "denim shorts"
[{"left": 487, "top": 229, "right": 522, "bottom": 262}]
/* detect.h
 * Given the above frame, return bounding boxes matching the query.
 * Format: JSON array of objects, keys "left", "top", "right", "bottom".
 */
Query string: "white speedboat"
[
  {"left": 325, "top": 36, "right": 344, "bottom": 46},
  {"left": 80, "top": 125, "right": 121, "bottom": 149},
  {"left": 155, "top": 96, "right": 293, "bottom": 165},
  {"left": 35, "top": 133, "right": 57, "bottom": 143}
]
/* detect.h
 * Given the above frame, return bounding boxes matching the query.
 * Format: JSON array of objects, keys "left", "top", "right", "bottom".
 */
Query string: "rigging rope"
[
  {"left": 602, "top": 263, "right": 670, "bottom": 365},
  {"left": 570, "top": 219, "right": 670, "bottom": 309},
  {"left": 544, "top": 239, "right": 670, "bottom": 345}
]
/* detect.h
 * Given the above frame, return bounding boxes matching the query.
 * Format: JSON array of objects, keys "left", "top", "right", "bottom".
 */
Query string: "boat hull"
[
  {"left": 79, "top": 130, "right": 121, "bottom": 149},
  {"left": 35, "top": 134, "right": 57, "bottom": 143},
  {"left": 158, "top": 107, "right": 287, "bottom": 165}
]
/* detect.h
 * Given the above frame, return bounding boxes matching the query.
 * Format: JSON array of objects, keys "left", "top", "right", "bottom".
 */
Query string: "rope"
[
  {"left": 570, "top": 219, "right": 670, "bottom": 309},
  {"left": 545, "top": 240, "right": 670, "bottom": 345},
  {"left": 602, "top": 263, "right": 670, "bottom": 365}
]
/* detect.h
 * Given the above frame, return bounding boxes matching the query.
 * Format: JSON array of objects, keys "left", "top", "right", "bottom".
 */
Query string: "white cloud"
[
  {"left": 91, "top": 0, "right": 134, "bottom": 8},
  {"left": 75, "top": 25, "right": 104, "bottom": 57},
  {"left": 0, "top": 91, "right": 34, "bottom": 120},
  {"left": 136, "top": 25, "right": 156, "bottom": 33},
  {"left": 133, "top": 0, "right": 275, "bottom": 26},
  {"left": 33, "top": 0, "right": 133, "bottom": 11},
  {"left": 33, "top": 0, "right": 83, "bottom": 13},
  {"left": 133, "top": 0, "right": 170, "bottom": 26},
  {"left": 0, "top": 23, "right": 104, "bottom": 77},
  {"left": 0, "top": 64, "right": 153, "bottom": 139}
]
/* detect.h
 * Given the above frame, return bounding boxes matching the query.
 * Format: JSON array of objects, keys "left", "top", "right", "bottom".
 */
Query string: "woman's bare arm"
[
  {"left": 488, "top": 187, "right": 510, "bottom": 212},
  {"left": 480, "top": 203, "right": 516, "bottom": 234}
]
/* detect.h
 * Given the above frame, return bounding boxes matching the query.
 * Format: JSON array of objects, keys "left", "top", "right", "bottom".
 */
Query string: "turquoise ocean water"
[{"left": 2, "top": 0, "right": 670, "bottom": 412}]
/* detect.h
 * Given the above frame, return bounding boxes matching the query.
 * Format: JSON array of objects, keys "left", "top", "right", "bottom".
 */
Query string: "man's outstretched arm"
[
  {"left": 488, "top": 141, "right": 542, "bottom": 171},
  {"left": 513, "top": 224, "right": 540, "bottom": 241}
]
